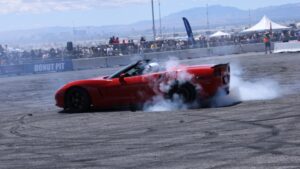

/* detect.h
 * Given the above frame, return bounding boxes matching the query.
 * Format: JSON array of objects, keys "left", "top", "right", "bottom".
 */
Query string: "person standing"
[{"left": 263, "top": 32, "right": 272, "bottom": 54}]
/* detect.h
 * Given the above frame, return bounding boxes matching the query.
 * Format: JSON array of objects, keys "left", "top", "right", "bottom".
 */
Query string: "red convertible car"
[{"left": 55, "top": 60, "right": 230, "bottom": 112}]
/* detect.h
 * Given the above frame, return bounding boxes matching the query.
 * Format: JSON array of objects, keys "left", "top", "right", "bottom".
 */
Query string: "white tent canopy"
[
  {"left": 242, "top": 15, "right": 290, "bottom": 33},
  {"left": 209, "top": 31, "right": 230, "bottom": 38}
]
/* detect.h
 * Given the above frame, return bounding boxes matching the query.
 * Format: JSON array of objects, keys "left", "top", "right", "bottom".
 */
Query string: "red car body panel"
[{"left": 55, "top": 62, "right": 230, "bottom": 109}]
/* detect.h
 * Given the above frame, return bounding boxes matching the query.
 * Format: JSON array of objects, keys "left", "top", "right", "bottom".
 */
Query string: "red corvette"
[{"left": 55, "top": 60, "right": 230, "bottom": 112}]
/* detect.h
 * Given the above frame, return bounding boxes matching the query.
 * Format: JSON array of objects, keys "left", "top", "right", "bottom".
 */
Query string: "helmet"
[{"left": 145, "top": 62, "right": 160, "bottom": 73}]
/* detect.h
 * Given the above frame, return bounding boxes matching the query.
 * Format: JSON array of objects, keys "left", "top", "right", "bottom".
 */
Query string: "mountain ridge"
[{"left": 1, "top": 3, "right": 300, "bottom": 45}]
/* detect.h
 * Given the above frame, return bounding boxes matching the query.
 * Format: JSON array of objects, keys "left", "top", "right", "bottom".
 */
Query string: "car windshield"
[
  {"left": 108, "top": 61, "right": 140, "bottom": 79},
  {"left": 108, "top": 61, "right": 162, "bottom": 79}
]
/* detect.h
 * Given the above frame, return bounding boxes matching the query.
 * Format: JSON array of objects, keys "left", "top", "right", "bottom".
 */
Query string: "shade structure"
[
  {"left": 166, "top": 36, "right": 188, "bottom": 40},
  {"left": 210, "top": 31, "right": 230, "bottom": 38},
  {"left": 242, "top": 15, "right": 290, "bottom": 33}
]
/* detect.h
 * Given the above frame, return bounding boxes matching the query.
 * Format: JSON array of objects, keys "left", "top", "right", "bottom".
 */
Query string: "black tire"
[
  {"left": 65, "top": 87, "right": 91, "bottom": 113},
  {"left": 168, "top": 82, "right": 197, "bottom": 103},
  {"left": 129, "top": 103, "right": 143, "bottom": 112}
]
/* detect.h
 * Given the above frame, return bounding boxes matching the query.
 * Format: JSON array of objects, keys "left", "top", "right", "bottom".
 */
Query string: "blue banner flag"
[{"left": 182, "top": 17, "right": 195, "bottom": 45}]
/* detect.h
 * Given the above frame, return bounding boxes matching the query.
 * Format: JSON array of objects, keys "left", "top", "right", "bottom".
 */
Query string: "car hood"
[{"left": 88, "top": 76, "right": 109, "bottom": 80}]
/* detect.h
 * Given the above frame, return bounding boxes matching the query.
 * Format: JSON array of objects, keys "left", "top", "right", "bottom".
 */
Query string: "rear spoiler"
[
  {"left": 213, "top": 63, "right": 230, "bottom": 69},
  {"left": 213, "top": 63, "right": 230, "bottom": 76}
]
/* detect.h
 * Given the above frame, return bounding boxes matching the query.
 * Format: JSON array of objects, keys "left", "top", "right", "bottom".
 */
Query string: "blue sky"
[{"left": 0, "top": 0, "right": 299, "bottom": 31}]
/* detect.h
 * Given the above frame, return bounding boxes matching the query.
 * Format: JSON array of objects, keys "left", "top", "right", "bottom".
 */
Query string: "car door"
[
  {"left": 118, "top": 75, "right": 144, "bottom": 104},
  {"left": 92, "top": 78, "right": 123, "bottom": 107},
  {"left": 98, "top": 61, "right": 158, "bottom": 106},
  {"left": 97, "top": 74, "right": 145, "bottom": 107}
]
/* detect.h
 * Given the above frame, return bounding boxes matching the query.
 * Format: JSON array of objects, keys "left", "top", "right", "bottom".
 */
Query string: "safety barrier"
[
  {"left": 144, "top": 48, "right": 210, "bottom": 61},
  {"left": 210, "top": 45, "right": 241, "bottom": 56},
  {"left": 72, "top": 57, "right": 107, "bottom": 70},
  {"left": 274, "top": 41, "right": 300, "bottom": 53},
  {"left": 0, "top": 60, "right": 73, "bottom": 75},
  {"left": 106, "top": 56, "right": 132, "bottom": 67},
  {"left": 71, "top": 43, "right": 266, "bottom": 70},
  {"left": 240, "top": 43, "right": 266, "bottom": 53},
  {"left": 0, "top": 43, "right": 266, "bottom": 75}
]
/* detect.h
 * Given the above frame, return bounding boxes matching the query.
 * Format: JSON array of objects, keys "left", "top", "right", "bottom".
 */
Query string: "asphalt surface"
[{"left": 0, "top": 52, "right": 300, "bottom": 169}]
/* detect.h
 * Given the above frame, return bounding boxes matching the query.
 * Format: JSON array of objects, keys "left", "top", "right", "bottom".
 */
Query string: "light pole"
[
  {"left": 206, "top": 4, "right": 211, "bottom": 55},
  {"left": 151, "top": 0, "right": 156, "bottom": 41},
  {"left": 158, "top": 0, "right": 162, "bottom": 37},
  {"left": 206, "top": 4, "right": 209, "bottom": 30},
  {"left": 248, "top": 9, "right": 252, "bottom": 27}
]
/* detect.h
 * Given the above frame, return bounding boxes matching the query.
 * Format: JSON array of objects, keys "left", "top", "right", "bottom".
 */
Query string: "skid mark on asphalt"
[
  {"left": 186, "top": 106, "right": 300, "bottom": 168},
  {"left": 1, "top": 53, "right": 300, "bottom": 168},
  {"left": 9, "top": 114, "right": 30, "bottom": 138}
]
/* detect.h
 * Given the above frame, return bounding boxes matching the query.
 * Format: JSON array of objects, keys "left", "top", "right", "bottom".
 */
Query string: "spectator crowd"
[{"left": 1, "top": 30, "right": 300, "bottom": 66}]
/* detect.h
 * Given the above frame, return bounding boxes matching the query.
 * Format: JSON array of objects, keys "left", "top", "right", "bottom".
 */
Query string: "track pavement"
[{"left": 0, "top": 52, "right": 300, "bottom": 169}]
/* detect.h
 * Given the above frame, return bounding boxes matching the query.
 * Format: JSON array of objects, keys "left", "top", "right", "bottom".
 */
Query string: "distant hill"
[
  {"left": 132, "top": 3, "right": 300, "bottom": 30},
  {"left": 1, "top": 3, "right": 300, "bottom": 46}
]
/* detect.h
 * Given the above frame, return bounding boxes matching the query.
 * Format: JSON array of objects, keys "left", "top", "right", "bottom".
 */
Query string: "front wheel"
[{"left": 65, "top": 87, "right": 91, "bottom": 113}]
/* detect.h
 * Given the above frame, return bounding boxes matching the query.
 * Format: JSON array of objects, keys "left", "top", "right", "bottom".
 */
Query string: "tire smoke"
[
  {"left": 211, "top": 63, "right": 281, "bottom": 107},
  {"left": 143, "top": 60, "right": 282, "bottom": 112},
  {"left": 143, "top": 95, "right": 188, "bottom": 112},
  {"left": 143, "top": 58, "right": 199, "bottom": 112}
]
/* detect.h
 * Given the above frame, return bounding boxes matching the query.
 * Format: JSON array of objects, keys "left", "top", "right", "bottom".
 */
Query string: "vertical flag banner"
[{"left": 182, "top": 17, "right": 195, "bottom": 45}]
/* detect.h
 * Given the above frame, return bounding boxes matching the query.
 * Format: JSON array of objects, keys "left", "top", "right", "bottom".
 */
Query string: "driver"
[{"left": 144, "top": 62, "right": 160, "bottom": 73}]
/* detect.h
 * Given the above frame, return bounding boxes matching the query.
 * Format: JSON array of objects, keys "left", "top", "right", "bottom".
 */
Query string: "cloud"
[{"left": 0, "top": 0, "right": 150, "bottom": 14}]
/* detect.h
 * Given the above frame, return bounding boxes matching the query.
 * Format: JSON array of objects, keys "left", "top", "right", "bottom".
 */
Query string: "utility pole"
[
  {"left": 151, "top": 0, "right": 156, "bottom": 41},
  {"left": 206, "top": 4, "right": 210, "bottom": 55},
  {"left": 248, "top": 9, "right": 252, "bottom": 27},
  {"left": 206, "top": 4, "right": 209, "bottom": 30},
  {"left": 158, "top": 0, "right": 162, "bottom": 37}
]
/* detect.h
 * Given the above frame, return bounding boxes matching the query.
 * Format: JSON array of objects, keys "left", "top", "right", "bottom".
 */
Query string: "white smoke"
[
  {"left": 211, "top": 63, "right": 281, "bottom": 107},
  {"left": 164, "top": 58, "right": 194, "bottom": 84},
  {"left": 143, "top": 58, "right": 198, "bottom": 112},
  {"left": 158, "top": 58, "right": 194, "bottom": 92},
  {"left": 143, "top": 95, "right": 188, "bottom": 112},
  {"left": 232, "top": 63, "right": 281, "bottom": 100},
  {"left": 144, "top": 60, "right": 282, "bottom": 111}
]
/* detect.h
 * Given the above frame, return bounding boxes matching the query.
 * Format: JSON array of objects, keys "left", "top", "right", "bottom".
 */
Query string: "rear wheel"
[
  {"left": 65, "top": 87, "right": 91, "bottom": 113},
  {"left": 168, "top": 82, "right": 197, "bottom": 103},
  {"left": 129, "top": 103, "right": 143, "bottom": 112}
]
